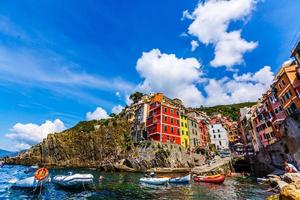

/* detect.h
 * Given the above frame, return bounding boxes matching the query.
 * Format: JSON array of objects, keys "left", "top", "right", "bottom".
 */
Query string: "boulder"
[
  {"left": 283, "top": 173, "right": 300, "bottom": 183},
  {"left": 280, "top": 183, "right": 300, "bottom": 200}
]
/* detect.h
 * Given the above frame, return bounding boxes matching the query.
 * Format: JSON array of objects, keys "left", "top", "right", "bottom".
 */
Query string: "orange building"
[{"left": 273, "top": 62, "right": 300, "bottom": 115}]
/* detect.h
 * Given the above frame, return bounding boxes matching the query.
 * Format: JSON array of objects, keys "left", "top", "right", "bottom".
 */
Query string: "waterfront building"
[
  {"left": 131, "top": 102, "right": 149, "bottom": 144},
  {"left": 208, "top": 122, "right": 229, "bottom": 150},
  {"left": 146, "top": 93, "right": 181, "bottom": 145},
  {"left": 187, "top": 116, "right": 200, "bottom": 150},
  {"left": 198, "top": 119, "right": 208, "bottom": 147},
  {"left": 180, "top": 115, "right": 189, "bottom": 148},
  {"left": 273, "top": 62, "right": 300, "bottom": 116}
]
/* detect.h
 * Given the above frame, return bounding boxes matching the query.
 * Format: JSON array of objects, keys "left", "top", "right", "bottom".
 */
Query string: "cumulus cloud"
[
  {"left": 191, "top": 40, "right": 199, "bottom": 52},
  {"left": 136, "top": 49, "right": 205, "bottom": 107},
  {"left": 86, "top": 107, "right": 109, "bottom": 120},
  {"left": 186, "top": 0, "right": 258, "bottom": 69},
  {"left": 5, "top": 119, "right": 66, "bottom": 149},
  {"left": 204, "top": 66, "right": 274, "bottom": 106},
  {"left": 111, "top": 105, "right": 124, "bottom": 114}
]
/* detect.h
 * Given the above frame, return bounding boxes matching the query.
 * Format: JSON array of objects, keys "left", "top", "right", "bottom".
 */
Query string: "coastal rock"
[
  {"left": 283, "top": 173, "right": 300, "bottom": 183},
  {"left": 280, "top": 183, "right": 300, "bottom": 200}
]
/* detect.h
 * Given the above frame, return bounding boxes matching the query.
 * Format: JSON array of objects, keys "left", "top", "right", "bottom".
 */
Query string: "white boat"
[
  {"left": 52, "top": 173, "right": 94, "bottom": 188},
  {"left": 139, "top": 177, "right": 170, "bottom": 185},
  {"left": 12, "top": 176, "right": 44, "bottom": 189},
  {"left": 24, "top": 165, "right": 38, "bottom": 174},
  {"left": 169, "top": 174, "right": 191, "bottom": 184}
]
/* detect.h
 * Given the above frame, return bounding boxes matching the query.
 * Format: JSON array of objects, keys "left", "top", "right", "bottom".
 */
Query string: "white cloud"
[
  {"left": 186, "top": 0, "right": 258, "bottom": 69},
  {"left": 136, "top": 49, "right": 205, "bottom": 107},
  {"left": 181, "top": 10, "right": 193, "bottom": 21},
  {"left": 204, "top": 66, "right": 274, "bottom": 106},
  {"left": 13, "top": 143, "right": 31, "bottom": 151},
  {"left": 191, "top": 40, "right": 199, "bottom": 52},
  {"left": 86, "top": 107, "right": 109, "bottom": 121},
  {"left": 111, "top": 105, "right": 124, "bottom": 114},
  {"left": 5, "top": 119, "right": 66, "bottom": 148}
]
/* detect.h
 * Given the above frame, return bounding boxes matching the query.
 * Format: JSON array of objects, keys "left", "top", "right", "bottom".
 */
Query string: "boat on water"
[
  {"left": 140, "top": 177, "right": 170, "bottom": 185},
  {"left": 169, "top": 174, "right": 191, "bottom": 184},
  {"left": 52, "top": 172, "right": 94, "bottom": 188},
  {"left": 11, "top": 176, "right": 46, "bottom": 189},
  {"left": 193, "top": 174, "right": 225, "bottom": 184}
]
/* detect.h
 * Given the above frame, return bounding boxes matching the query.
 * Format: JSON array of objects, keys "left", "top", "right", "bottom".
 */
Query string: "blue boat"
[{"left": 169, "top": 174, "right": 191, "bottom": 184}]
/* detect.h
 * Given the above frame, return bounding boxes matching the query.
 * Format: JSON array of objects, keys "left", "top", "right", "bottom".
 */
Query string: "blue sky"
[{"left": 0, "top": 0, "right": 299, "bottom": 151}]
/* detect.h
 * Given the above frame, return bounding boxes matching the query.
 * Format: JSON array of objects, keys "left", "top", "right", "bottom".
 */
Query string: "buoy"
[{"left": 34, "top": 167, "right": 49, "bottom": 181}]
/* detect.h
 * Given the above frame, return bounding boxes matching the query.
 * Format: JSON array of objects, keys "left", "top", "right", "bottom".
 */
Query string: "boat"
[
  {"left": 193, "top": 174, "right": 225, "bottom": 184},
  {"left": 0, "top": 161, "right": 4, "bottom": 168},
  {"left": 11, "top": 176, "right": 45, "bottom": 189},
  {"left": 169, "top": 174, "right": 191, "bottom": 184},
  {"left": 52, "top": 173, "right": 94, "bottom": 188},
  {"left": 139, "top": 177, "right": 170, "bottom": 185}
]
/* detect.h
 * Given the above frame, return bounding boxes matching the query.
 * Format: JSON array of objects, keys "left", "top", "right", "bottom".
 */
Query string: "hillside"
[
  {"left": 0, "top": 149, "right": 16, "bottom": 158},
  {"left": 197, "top": 102, "right": 256, "bottom": 121}
]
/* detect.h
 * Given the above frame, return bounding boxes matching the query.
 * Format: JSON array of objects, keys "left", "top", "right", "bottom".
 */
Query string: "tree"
[{"left": 129, "top": 92, "right": 144, "bottom": 103}]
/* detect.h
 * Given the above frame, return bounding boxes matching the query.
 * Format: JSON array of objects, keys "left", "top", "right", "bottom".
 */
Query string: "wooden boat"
[
  {"left": 169, "top": 174, "right": 191, "bottom": 184},
  {"left": 52, "top": 173, "right": 94, "bottom": 188},
  {"left": 139, "top": 177, "right": 170, "bottom": 185},
  {"left": 193, "top": 174, "right": 225, "bottom": 184}
]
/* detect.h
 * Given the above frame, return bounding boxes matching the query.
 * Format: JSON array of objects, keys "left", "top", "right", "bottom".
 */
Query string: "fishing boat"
[
  {"left": 193, "top": 174, "right": 225, "bottom": 184},
  {"left": 139, "top": 177, "right": 170, "bottom": 185},
  {"left": 169, "top": 174, "right": 191, "bottom": 184},
  {"left": 52, "top": 172, "right": 94, "bottom": 188}
]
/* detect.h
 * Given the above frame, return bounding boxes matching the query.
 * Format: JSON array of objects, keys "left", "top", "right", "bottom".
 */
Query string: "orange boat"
[{"left": 193, "top": 174, "right": 225, "bottom": 184}]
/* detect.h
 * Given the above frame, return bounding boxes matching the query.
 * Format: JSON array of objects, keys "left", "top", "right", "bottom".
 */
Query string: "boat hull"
[
  {"left": 52, "top": 174, "right": 94, "bottom": 188},
  {"left": 169, "top": 175, "right": 191, "bottom": 184},
  {"left": 12, "top": 176, "right": 44, "bottom": 189},
  {"left": 193, "top": 174, "right": 225, "bottom": 184},
  {"left": 140, "top": 177, "right": 170, "bottom": 185}
]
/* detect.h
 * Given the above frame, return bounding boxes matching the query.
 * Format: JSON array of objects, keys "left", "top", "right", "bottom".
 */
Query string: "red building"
[
  {"left": 198, "top": 120, "right": 208, "bottom": 147},
  {"left": 146, "top": 93, "right": 181, "bottom": 145}
]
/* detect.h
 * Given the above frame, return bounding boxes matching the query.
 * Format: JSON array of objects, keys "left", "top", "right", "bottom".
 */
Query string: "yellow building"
[{"left": 180, "top": 115, "right": 189, "bottom": 148}]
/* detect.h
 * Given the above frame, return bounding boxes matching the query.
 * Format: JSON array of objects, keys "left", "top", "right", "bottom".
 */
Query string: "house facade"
[
  {"left": 208, "top": 123, "right": 229, "bottom": 150},
  {"left": 180, "top": 115, "right": 189, "bottom": 148}
]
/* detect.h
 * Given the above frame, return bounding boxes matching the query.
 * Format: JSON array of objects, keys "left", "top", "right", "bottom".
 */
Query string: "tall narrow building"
[{"left": 180, "top": 115, "right": 189, "bottom": 148}]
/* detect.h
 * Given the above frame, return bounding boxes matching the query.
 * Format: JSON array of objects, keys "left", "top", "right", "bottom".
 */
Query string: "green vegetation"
[
  {"left": 197, "top": 102, "right": 256, "bottom": 121},
  {"left": 129, "top": 91, "right": 144, "bottom": 103}
]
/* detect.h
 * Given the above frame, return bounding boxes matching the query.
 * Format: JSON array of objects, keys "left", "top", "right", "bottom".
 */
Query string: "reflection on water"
[{"left": 0, "top": 165, "right": 272, "bottom": 199}]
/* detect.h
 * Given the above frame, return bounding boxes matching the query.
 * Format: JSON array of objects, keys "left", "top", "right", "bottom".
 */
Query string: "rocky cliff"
[{"left": 5, "top": 118, "right": 206, "bottom": 171}]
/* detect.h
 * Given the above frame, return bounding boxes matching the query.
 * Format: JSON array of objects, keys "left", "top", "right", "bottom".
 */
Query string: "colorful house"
[
  {"left": 146, "top": 93, "right": 181, "bottom": 145},
  {"left": 180, "top": 115, "right": 189, "bottom": 148}
]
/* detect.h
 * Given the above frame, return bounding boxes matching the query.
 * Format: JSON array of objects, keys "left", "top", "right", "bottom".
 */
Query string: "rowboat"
[
  {"left": 193, "top": 174, "right": 225, "bottom": 184},
  {"left": 169, "top": 174, "right": 191, "bottom": 184},
  {"left": 139, "top": 177, "right": 170, "bottom": 185},
  {"left": 52, "top": 173, "right": 94, "bottom": 188}
]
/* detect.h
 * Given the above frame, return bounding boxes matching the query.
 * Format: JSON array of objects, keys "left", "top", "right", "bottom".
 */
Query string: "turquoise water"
[{"left": 0, "top": 165, "right": 273, "bottom": 199}]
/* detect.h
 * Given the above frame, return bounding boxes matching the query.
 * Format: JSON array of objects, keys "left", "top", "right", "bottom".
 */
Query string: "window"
[
  {"left": 171, "top": 127, "right": 174, "bottom": 133},
  {"left": 213, "top": 135, "right": 216, "bottom": 139},
  {"left": 186, "top": 131, "right": 189, "bottom": 136},
  {"left": 282, "top": 79, "right": 286, "bottom": 85},
  {"left": 279, "top": 83, "right": 282, "bottom": 89},
  {"left": 164, "top": 116, "right": 167, "bottom": 122},
  {"left": 181, "top": 122, "right": 184, "bottom": 127},
  {"left": 279, "top": 106, "right": 283, "bottom": 111},
  {"left": 164, "top": 107, "right": 167, "bottom": 113},
  {"left": 213, "top": 130, "right": 215, "bottom": 133},
  {"left": 219, "top": 141, "right": 222, "bottom": 146},
  {"left": 177, "top": 128, "right": 180, "bottom": 135},
  {"left": 171, "top": 118, "right": 174, "bottom": 124},
  {"left": 176, "top": 111, "right": 179, "bottom": 116},
  {"left": 177, "top": 120, "right": 179, "bottom": 125},
  {"left": 218, "top": 134, "right": 221, "bottom": 138},
  {"left": 218, "top": 129, "right": 220, "bottom": 132},
  {"left": 170, "top": 109, "right": 174, "bottom": 114},
  {"left": 164, "top": 125, "right": 167, "bottom": 132},
  {"left": 182, "top": 130, "right": 184, "bottom": 135},
  {"left": 185, "top": 123, "right": 187, "bottom": 128},
  {"left": 167, "top": 136, "right": 170, "bottom": 141},
  {"left": 274, "top": 108, "right": 278, "bottom": 114}
]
